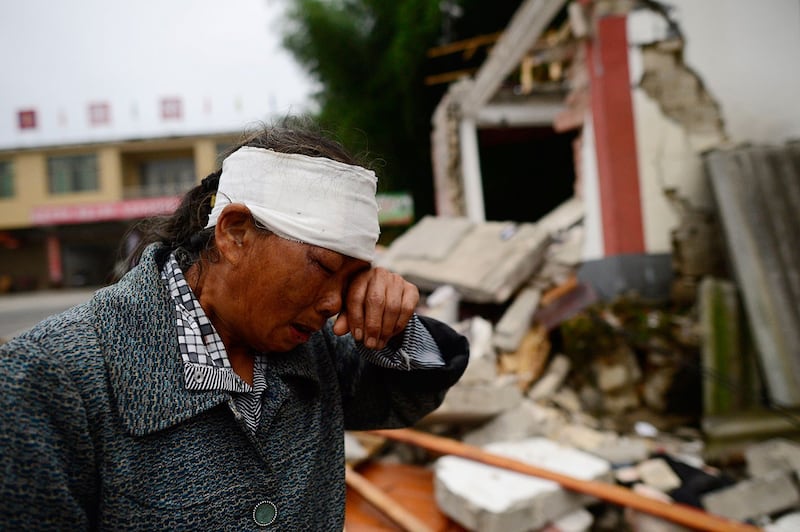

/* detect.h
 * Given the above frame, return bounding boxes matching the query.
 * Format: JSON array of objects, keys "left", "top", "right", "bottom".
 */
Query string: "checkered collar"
[{"left": 160, "top": 253, "right": 252, "bottom": 394}]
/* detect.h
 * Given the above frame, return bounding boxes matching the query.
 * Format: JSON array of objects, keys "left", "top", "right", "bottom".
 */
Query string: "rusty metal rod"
[{"left": 366, "top": 428, "right": 762, "bottom": 532}]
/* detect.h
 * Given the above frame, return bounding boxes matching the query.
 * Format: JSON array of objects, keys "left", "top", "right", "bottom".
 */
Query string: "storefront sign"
[
  {"left": 31, "top": 196, "right": 182, "bottom": 225},
  {"left": 377, "top": 192, "right": 414, "bottom": 226}
]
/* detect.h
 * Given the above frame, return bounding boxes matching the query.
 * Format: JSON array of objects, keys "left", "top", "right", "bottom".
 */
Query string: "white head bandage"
[{"left": 205, "top": 146, "right": 380, "bottom": 262}]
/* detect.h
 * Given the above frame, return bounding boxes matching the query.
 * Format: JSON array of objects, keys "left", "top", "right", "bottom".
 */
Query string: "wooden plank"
[
  {"left": 367, "top": 428, "right": 763, "bottom": 532},
  {"left": 346, "top": 464, "right": 436, "bottom": 532},
  {"left": 424, "top": 69, "right": 479, "bottom": 86},
  {"left": 426, "top": 32, "right": 503, "bottom": 58},
  {"left": 346, "top": 462, "right": 467, "bottom": 532}
]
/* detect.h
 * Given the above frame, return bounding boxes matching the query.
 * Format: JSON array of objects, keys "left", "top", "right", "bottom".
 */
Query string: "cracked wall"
[{"left": 625, "top": 9, "right": 728, "bottom": 298}]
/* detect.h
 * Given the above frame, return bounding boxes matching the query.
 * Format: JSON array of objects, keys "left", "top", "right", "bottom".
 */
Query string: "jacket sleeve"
[
  {"left": 331, "top": 315, "right": 469, "bottom": 430},
  {"left": 0, "top": 337, "right": 96, "bottom": 530}
]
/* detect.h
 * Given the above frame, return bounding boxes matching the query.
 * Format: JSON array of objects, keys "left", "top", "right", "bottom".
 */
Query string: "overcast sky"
[{"left": 0, "top": 0, "right": 316, "bottom": 149}]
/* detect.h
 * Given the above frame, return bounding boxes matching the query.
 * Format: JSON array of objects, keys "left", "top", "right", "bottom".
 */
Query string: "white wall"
[
  {"left": 622, "top": 1, "right": 800, "bottom": 255},
  {"left": 670, "top": 0, "right": 800, "bottom": 144}
]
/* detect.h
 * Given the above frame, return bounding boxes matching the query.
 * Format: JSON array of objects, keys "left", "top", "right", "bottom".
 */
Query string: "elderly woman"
[{"left": 0, "top": 118, "right": 469, "bottom": 530}]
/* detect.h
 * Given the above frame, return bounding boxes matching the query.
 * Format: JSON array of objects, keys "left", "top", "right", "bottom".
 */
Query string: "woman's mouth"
[{"left": 290, "top": 323, "right": 314, "bottom": 343}]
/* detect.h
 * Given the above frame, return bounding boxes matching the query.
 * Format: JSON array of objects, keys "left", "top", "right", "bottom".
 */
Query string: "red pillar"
[
  {"left": 46, "top": 234, "right": 63, "bottom": 286},
  {"left": 587, "top": 15, "right": 645, "bottom": 255}
]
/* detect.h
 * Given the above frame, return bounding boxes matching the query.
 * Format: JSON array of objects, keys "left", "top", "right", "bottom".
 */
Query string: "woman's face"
[{"left": 208, "top": 229, "right": 370, "bottom": 355}]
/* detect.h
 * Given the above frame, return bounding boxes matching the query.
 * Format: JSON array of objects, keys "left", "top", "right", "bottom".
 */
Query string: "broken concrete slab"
[
  {"left": 701, "top": 470, "right": 800, "bottom": 523},
  {"left": 419, "top": 284, "right": 462, "bottom": 325},
  {"left": 451, "top": 316, "right": 497, "bottom": 384},
  {"left": 624, "top": 483, "right": 694, "bottom": 532},
  {"left": 434, "top": 438, "right": 612, "bottom": 532},
  {"left": 544, "top": 507, "right": 593, "bottom": 532},
  {"left": 765, "top": 511, "right": 800, "bottom": 532},
  {"left": 380, "top": 215, "right": 472, "bottom": 261},
  {"left": 636, "top": 457, "right": 682, "bottom": 493},
  {"left": 378, "top": 216, "right": 550, "bottom": 304},
  {"left": 745, "top": 438, "right": 800, "bottom": 478},
  {"left": 423, "top": 378, "right": 524, "bottom": 424},
  {"left": 550, "top": 423, "right": 651, "bottom": 466},
  {"left": 536, "top": 195, "right": 585, "bottom": 239},
  {"left": 528, "top": 353, "right": 571, "bottom": 401},
  {"left": 492, "top": 285, "right": 542, "bottom": 353},
  {"left": 462, "top": 399, "right": 566, "bottom": 448}
]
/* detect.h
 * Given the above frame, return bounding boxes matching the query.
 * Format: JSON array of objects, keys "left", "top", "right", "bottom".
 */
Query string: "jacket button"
[{"left": 253, "top": 500, "right": 277, "bottom": 527}]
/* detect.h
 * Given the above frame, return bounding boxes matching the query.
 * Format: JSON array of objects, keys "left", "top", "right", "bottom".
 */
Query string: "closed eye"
[{"left": 316, "top": 260, "right": 335, "bottom": 275}]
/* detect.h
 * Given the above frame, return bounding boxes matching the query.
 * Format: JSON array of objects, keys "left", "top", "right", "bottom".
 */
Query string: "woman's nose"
[{"left": 316, "top": 282, "right": 344, "bottom": 319}]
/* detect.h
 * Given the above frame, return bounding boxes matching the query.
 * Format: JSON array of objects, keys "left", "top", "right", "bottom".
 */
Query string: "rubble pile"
[{"left": 345, "top": 203, "right": 800, "bottom": 531}]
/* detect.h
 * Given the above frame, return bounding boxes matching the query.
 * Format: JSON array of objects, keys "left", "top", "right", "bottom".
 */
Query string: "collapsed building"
[{"left": 344, "top": 1, "right": 800, "bottom": 530}]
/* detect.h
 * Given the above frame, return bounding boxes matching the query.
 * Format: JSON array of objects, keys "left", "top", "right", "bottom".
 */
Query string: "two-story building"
[{"left": 0, "top": 132, "right": 239, "bottom": 291}]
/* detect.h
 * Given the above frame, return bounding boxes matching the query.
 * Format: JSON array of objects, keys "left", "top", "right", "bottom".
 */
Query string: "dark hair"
[{"left": 117, "top": 116, "right": 361, "bottom": 276}]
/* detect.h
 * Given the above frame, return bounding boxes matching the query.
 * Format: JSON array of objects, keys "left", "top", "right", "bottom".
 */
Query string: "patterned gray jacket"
[{"left": 0, "top": 244, "right": 469, "bottom": 531}]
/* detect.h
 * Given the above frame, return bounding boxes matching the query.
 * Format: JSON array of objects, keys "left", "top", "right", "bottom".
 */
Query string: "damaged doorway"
[{"left": 478, "top": 126, "right": 577, "bottom": 223}]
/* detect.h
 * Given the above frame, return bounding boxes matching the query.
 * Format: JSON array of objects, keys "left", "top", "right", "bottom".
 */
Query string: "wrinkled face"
[{"left": 203, "top": 213, "right": 370, "bottom": 355}]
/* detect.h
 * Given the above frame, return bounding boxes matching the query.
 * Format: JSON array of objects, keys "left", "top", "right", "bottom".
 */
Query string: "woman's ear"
[{"left": 214, "top": 204, "right": 254, "bottom": 264}]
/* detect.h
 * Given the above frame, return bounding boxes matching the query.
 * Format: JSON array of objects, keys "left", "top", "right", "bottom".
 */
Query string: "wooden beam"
[
  {"left": 345, "top": 464, "right": 435, "bottom": 532},
  {"left": 424, "top": 68, "right": 479, "bottom": 86},
  {"left": 427, "top": 32, "right": 503, "bottom": 58},
  {"left": 366, "top": 428, "right": 763, "bottom": 532},
  {"left": 461, "top": 0, "right": 568, "bottom": 114}
]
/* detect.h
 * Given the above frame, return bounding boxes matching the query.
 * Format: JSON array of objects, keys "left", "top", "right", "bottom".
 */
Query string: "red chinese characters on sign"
[
  {"left": 160, "top": 97, "right": 182, "bottom": 120},
  {"left": 18, "top": 109, "right": 37, "bottom": 130},
  {"left": 88, "top": 102, "right": 111, "bottom": 126}
]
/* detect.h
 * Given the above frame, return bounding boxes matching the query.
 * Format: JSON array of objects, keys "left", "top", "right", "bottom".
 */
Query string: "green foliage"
[
  {"left": 278, "top": 0, "right": 523, "bottom": 218},
  {"left": 280, "top": 0, "right": 442, "bottom": 214}
]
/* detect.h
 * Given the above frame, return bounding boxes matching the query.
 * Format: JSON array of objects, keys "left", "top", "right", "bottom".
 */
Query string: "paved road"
[{"left": 0, "top": 288, "right": 97, "bottom": 341}]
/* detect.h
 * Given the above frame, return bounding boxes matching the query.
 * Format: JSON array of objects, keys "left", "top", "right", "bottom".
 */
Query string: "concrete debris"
[
  {"left": 550, "top": 424, "right": 650, "bottom": 466},
  {"left": 344, "top": 431, "right": 369, "bottom": 463},
  {"left": 765, "top": 511, "right": 800, "bottom": 532},
  {"left": 636, "top": 457, "right": 683, "bottom": 492},
  {"left": 542, "top": 507, "right": 593, "bottom": 532},
  {"left": 421, "top": 284, "right": 462, "bottom": 326},
  {"left": 348, "top": 3, "right": 800, "bottom": 526},
  {"left": 462, "top": 400, "right": 565, "bottom": 448},
  {"left": 745, "top": 438, "right": 800, "bottom": 479},
  {"left": 451, "top": 316, "right": 498, "bottom": 385},
  {"left": 493, "top": 285, "right": 543, "bottom": 353},
  {"left": 378, "top": 215, "right": 550, "bottom": 304},
  {"left": 528, "top": 353, "right": 571, "bottom": 401},
  {"left": 384, "top": 204, "right": 800, "bottom": 527},
  {"left": 425, "top": 378, "right": 524, "bottom": 424},
  {"left": 434, "top": 438, "right": 612, "bottom": 532},
  {"left": 701, "top": 471, "right": 800, "bottom": 523},
  {"left": 624, "top": 484, "right": 694, "bottom": 532}
]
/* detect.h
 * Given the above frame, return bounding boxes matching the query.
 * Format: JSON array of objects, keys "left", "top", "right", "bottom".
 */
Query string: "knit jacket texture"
[{"left": 0, "top": 244, "right": 469, "bottom": 531}]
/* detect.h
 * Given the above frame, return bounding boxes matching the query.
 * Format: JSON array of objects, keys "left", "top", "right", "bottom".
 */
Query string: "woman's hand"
[{"left": 332, "top": 267, "right": 419, "bottom": 349}]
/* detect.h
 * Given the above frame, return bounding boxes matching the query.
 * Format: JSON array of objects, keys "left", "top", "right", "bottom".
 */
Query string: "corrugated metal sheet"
[{"left": 705, "top": 142, "right": 800, "bottom": 407}]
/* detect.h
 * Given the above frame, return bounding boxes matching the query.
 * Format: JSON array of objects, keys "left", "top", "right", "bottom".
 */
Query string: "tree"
[{"left": 278, "top": 0, "right": 522, "bottom": 220}]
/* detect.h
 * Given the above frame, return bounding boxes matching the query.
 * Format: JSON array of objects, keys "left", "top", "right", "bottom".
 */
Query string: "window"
[
  {"left": 48, "top": 154, "right": 98, "bottom": 194},
  {"left": 140, "top": 158, "right": 195, "bottom": 197},
  {"left": 0, "top": 161, "right": 13, "bottom": 198}
]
